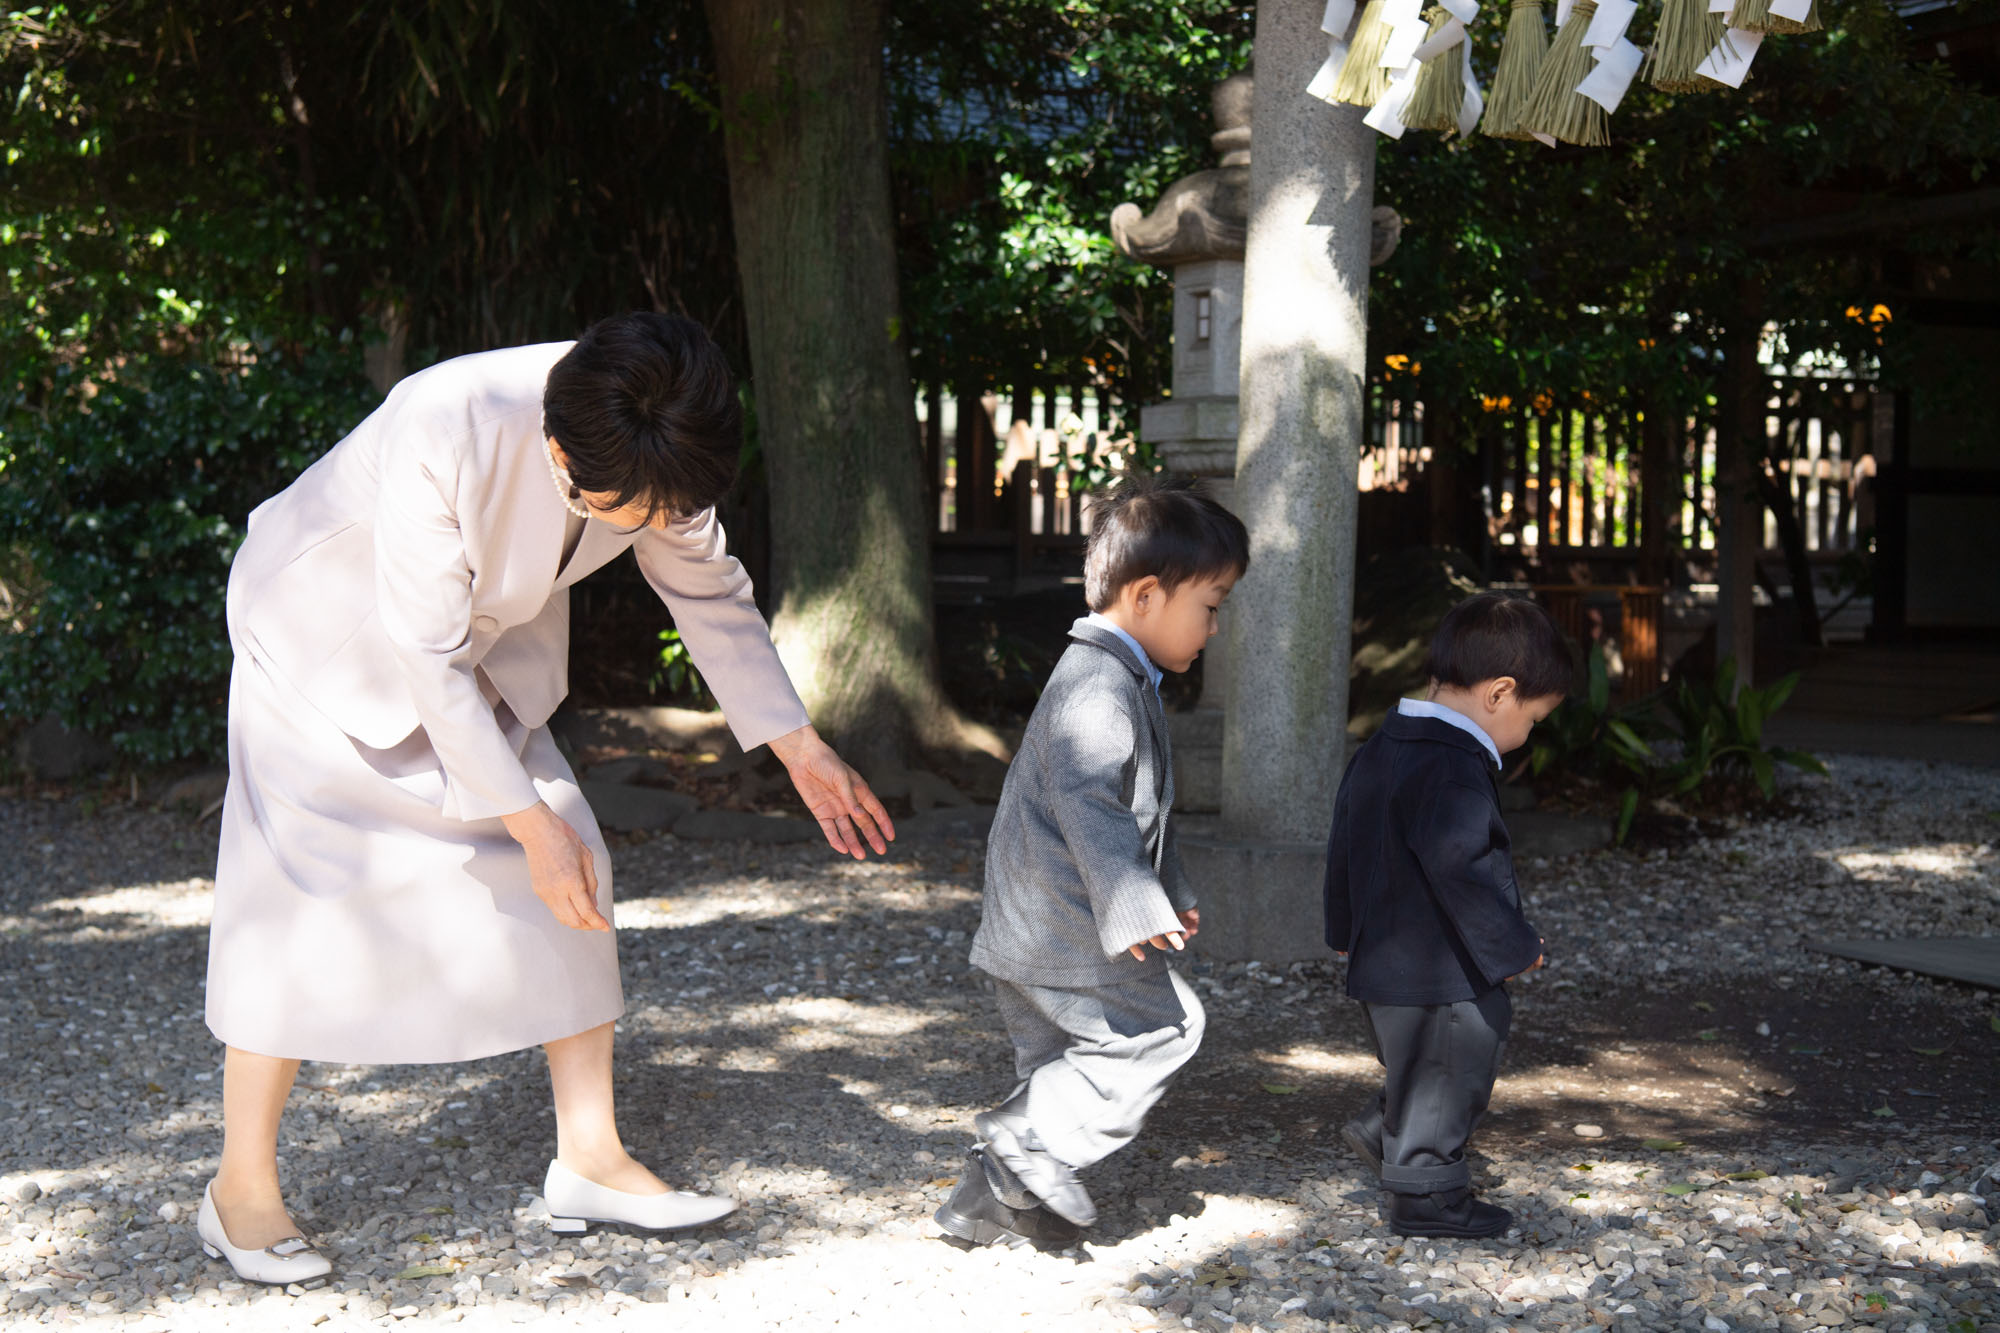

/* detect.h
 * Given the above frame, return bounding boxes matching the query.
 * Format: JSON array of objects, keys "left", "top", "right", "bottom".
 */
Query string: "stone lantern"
[{"left": 1110, "top": 71, "right": 1254, "bottom": 811}]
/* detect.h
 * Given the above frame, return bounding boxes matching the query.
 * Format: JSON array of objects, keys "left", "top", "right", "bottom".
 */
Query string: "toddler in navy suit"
[{"left": 1323, "top": 592, "right": 1571, "bottom": 1238}]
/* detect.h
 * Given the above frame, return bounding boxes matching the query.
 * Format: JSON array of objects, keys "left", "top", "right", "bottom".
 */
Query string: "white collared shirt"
[
  {"left": 1397, "top": 697, "right": 1502, "bottom": 768},
  {"left": 1085, "top": 612, "right": 1163, "bottom": 693}
]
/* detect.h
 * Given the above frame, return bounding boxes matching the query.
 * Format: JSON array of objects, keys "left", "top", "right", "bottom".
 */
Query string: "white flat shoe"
[
  {"left": 195, "top": 1182, "right": 332, "bottom": 1286},
  {"left": 543, "top": 1159, "right": 736, "bottom": 1234}
]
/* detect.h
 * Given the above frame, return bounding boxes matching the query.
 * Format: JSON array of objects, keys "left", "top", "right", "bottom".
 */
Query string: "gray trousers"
[
  {"left": 988, "top": 967, "right": 1205, "bottom": 1170},
  {"left": 1354, "top": 987, "right": 1512, "bottom": 1194}
]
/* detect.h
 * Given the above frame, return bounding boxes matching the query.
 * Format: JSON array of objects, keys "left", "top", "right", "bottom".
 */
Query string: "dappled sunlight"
[
  {"left": 6, "top": 783, "right": 1998, "bottom": 1329},
  {"left": 1255, "top": 1045, "right": 1379, "bottom": 1079},
  {"left": 1827, "top": 840, "right": 1997, "bottom": 887},
  {"left": 4, "top": 876, "right": 214, "bottom": 943}
]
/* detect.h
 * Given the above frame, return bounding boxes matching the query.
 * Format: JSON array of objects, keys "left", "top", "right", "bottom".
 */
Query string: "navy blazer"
[{"left": 1323, "top": 710, "right": 1543, "bottom": 1005}]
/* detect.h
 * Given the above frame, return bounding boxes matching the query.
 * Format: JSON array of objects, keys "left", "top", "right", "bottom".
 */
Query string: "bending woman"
[{"left": 198, "top": 313, "right": 891, "bottom": 1285}]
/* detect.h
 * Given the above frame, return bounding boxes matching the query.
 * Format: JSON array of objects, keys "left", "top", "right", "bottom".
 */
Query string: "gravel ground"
[{"left": 1, "top": 751, "right": 1996, "bottom": 1331}]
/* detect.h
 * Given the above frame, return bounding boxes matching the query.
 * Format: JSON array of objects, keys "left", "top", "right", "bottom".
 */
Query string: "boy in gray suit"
[{"left": 937, "top": 477, "right": 1249, "bottom": 1249}]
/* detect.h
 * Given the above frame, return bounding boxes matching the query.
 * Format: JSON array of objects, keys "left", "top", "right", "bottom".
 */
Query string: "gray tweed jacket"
[{"left": 969, "top": 618, "right": 1197, "bottom": 988}]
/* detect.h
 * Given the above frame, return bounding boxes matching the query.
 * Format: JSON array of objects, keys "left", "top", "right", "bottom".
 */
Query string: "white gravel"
[{"left": 0, "top": 751, "right": 1995, "bottom": 1331}]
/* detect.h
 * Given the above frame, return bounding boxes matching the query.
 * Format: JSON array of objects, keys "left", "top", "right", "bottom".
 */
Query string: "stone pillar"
[{"left": 1181, "top": 0, "right": 1376, "bottom": 961}]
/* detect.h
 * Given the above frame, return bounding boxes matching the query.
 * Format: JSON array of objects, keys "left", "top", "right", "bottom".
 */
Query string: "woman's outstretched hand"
[
  {"left": 767, "top": 724, "right": 895, "bottom": 859},
  {"left": 501, "top": 801, "right": 611, "bottom": 932}
]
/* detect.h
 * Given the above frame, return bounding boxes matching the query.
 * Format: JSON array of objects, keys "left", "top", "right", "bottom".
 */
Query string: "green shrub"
[
  {"left": 1530, "top": 649, "right": 1825, "bottom": 843},
  {"left": 649, "top": 627, "right": 713, "bottom": 707},
  {"left": 0, "top": 350, "right": 376, "bottom": 764},
  {"left": 1652, "top": 657, "right": 1828, "bottom": 805}
]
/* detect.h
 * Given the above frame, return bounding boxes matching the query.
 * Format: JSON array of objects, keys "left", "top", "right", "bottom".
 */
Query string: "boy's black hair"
[
  {"left": 542, "top": 312, "right": 740, "bottom": 522},
  {"left": 1424, "top": 592, "right": 1572, "bottom": 700},
  {"left": 1082, "top": 474, "right": 1250, "bottom": 611}
]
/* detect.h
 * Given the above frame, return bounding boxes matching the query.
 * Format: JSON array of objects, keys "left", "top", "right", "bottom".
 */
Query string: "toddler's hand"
[
  {"left": 1127, "top": 930, "right": 1186, "bottom": 960},
  {"left": 1175, "top": 907, "right": 1200, "bottom": 939}
]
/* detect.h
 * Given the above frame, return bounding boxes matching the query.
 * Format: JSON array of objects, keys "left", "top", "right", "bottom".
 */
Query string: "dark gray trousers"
[
  {"left": 1354, "top": 987, "right": 1512, "bottom": 1194},
  {"left": 988, "top": 967, "right": 1205, "bottom": 1170}
]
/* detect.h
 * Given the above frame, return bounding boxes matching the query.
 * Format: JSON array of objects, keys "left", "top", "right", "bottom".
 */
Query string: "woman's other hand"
[
  {"left": 501, "top": 802, "right": 610, "bottom": 931},
  {"left": 767, "top": 724, "right": 895, "bottom": 859}
]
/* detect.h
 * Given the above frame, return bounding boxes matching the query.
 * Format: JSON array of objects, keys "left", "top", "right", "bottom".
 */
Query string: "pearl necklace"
[{"left": 545, "top": 443, "right": 593, "bottom": 520}]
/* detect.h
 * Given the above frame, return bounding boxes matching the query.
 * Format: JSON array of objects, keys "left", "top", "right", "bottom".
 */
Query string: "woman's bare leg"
[
  {"left": 210, "top": 1047, "right": 304, "bottom": 1248},
  {"left": 545, "top": 1021, "right": 667, "bottom": 1194}
]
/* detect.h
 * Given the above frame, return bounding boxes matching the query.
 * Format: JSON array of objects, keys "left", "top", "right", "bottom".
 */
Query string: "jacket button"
[{"left": 473, "top": 615, "right": 500, "bottom": 633}]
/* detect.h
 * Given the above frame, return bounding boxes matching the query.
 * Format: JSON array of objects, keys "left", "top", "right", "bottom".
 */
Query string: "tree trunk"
[
  {"left": 702, "top": 0, "right": 998, "bottom": 774},
  {"left": 1754, "top": 459, "right": 1825, "bottom": 647},
  {"left": 1713, "top": 307, "right": 1764, "bottom": 695}
]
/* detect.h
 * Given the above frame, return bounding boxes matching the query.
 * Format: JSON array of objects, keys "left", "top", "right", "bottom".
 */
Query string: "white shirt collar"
[
  {"left": 1085, "top": 612, "right": 1162, "bottom": 691},
  {"left": 1397, "top": 697, "right": 1503, "bottom": 768}
]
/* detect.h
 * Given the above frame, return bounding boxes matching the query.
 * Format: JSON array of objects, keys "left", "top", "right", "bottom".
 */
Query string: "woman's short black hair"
[
  {"left": 542, "top": 312, "right": 740, "bottom": 521},
  {"left": 1424, "top": 592, "right": 1573, "bottom": 701},
  {"left": 1082, "top": 474, "right": 1250, "bottom": 611}
]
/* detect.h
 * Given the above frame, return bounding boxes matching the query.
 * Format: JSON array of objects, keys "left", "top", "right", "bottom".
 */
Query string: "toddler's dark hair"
[
  {"left": 1082, "top": 474, "right": 1249, "bottom": 611},
  {"left": 1424, "top": 593, "right": 1572, "bottom": 700},
  {"left": 543, "top": 312, "right": 741, "bottom": 522}
]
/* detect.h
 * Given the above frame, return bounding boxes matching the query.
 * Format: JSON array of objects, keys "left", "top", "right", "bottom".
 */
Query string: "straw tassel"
[
  {"left": 1402, "top": 9, "right": 1468, "bottom": 132},
  {"left": 1522, "top": 0, "right": 1609, "bottom": 145},
  {"left": 1727, "top": 0, "right": 1821, "bottom": 34},
  {"left": 1767, "top": 1, "right": 1821, "bottom": 35},
  {"left": 1645, "top": 0, "right": 1730, "bottom": 92},
  {"left": 1332, "top": 0, "right": 1397, "bottom": 106},
  {"left": 1483, "top": 0, "right": 1550, "bottom": 139}
]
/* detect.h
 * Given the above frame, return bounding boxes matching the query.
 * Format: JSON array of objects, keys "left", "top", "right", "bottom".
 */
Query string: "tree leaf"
[
  {"left": 1643, "top": 1138, "right": 1687, "bottom": 1151},
  {"left": 396, "top": 1263, "right": 456, "bottom": 1280},
  {"left": 1871, "top": 1105, "right": 1897, "bottom": 1118},
  {"left": 1260, "top": 1082, "right": 1300, "bottom": 1095},
  {"left": 1693, "top": 1000, "right": 1714, "bottom": 1012},
  {"left": 1725, "top": 1170, "right": 1768, "bottom": 1181},
  {"left": 1662, "top": 1183, "right": 1698, "bottom": 1196},
  {"left": 1909, "top": 1046, "right": 1945, "bottom": 1057}
]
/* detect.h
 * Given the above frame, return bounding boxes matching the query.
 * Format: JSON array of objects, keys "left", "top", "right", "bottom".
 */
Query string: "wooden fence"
[
  {"left": 1361, "top": 374, "right": 1879, "bottom": 574},
  {"left": 919, "top": 383, "right": 1130, "bottom": 599}
]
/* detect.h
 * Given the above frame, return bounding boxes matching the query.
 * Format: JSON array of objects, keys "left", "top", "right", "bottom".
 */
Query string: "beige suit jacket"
[{"left": 226, "top": 340, "right": 808, "bottom": 822}]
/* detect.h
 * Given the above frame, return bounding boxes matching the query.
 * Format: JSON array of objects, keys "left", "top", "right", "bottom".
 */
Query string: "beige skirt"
[{"left": 205, "top": 644, "right": 623, "bottom": 1065}]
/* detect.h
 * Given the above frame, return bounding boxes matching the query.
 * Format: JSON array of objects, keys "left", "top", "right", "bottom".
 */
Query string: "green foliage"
[
  {"left": 1529, "top": 646, "right": 1657, "bottom": 840},
  {"left": 1531, "top": 649, "right": 1825, "bottom": 843},
  {"left": 0, "top": 351, "right": 375, "bottom": 763},
  {"left": 649, "top": 627, "right": 712, "bottom": 707},
  {"left": 1654, "top": 658, "right": 1829, "bottom": 802},
  {"left": 3, "top": 1, "right": 739, "bottom": 368},
  {"left": 887, "top": 1, "right": 1253, "bottom": 400}
]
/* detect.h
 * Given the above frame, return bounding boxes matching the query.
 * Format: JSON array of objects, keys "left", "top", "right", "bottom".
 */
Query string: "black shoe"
[
  {"left": 935, "top": 1149, "right": 1082, "bottom": 1250},
  {"left": 974, "top": 1110, "right": 1096, "bottom": 1227},
  {"left": 1341, "top": 1119, "right": 1383, "bottom": 1177},
  {"left": 1386, "top": 1188, "right": 1512, "bottom": 1239}
]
